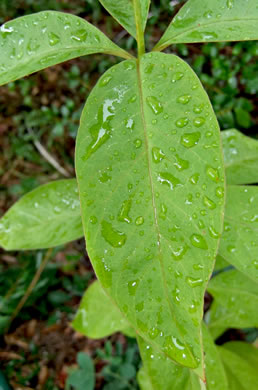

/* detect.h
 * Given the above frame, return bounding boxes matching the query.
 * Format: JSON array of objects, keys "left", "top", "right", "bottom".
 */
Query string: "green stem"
[{"left": 133, "top": 0, "right": 145, "bottom": 57}]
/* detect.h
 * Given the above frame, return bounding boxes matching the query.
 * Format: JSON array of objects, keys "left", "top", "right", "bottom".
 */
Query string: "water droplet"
[
  {"left": 193, "top": 104, "right": 204, "bottom": 114},
  {"left": 181, "top": 132, "right": 201, "bottom": 148},
  {"left": 186, "top": 276, "right": 204, "bottom": 287},
  {"left": 118, "top": 199, "right": 132, "bottom": 224},
  {"left": 190, "top": 234, "right": 208, "bottom": 249},
  {"left": 100, "top": 75, "right": 112, "bottom": 87},
  {"left": 215, "top": 186, "right": 224, "bottom": 198},
  {"left": 227, "top": 0, "right": 234, "bottom": 9},
  {"left": 206, "top": 166, "right": 219, "bottom": 182},
  {"left": 172, "top": 72, "right": 184, "bottom": 82},
  {"left": 171, "top": 244, "right": 189, "bottom": 260},
  {"left": 193, "top": 117, "right": 205, "bottom": 127},
  {"left": 90, "top": 216, "right": 98, "bottom": 224},
  {"left": 134, "top": 139, "right": 142, "bottom": 148},
  {"left": 189, "top": 173, "right": 200, "bottom": 185},
  {"left": 176, "top": 117, "right": 189, "bottom": 128},
  {"left": 128, "top": 279, "right": 139, "bottom": 296},
  {"left": 174, "top": 154, "right": 189, "bottom": 171},
  {"left": 101, "top": 220, "right": 126, "bottom": 248},
  {"left": 71, "top": 29, "right": 88, "bottom": 42},
  {"left": 208, "top": 226, "right": 219, "bottom": 238},
  {"left": 83, "top": 99, "right": 115, "bottom": 160},
  {"left": 152, "top": 147, "right": 165, "bottom": 163},
  {"left": 146, "top": 96, "right": 163, "bottom": 115},
  {"left": 157, "top": 172, "right": 182, "bottom": 191},
  {"left": 177, "top": 94, "right": 191, "bottom": 104},
  {"left": 227, "top": 245, "right": 236, "bottom": 253},
  {"left": 203, "top": 196, "right": 216, "bottom": 210},
  {"left": 135, "top": 216, "right": 144, "bottom": 226},
  {"left": 144, "top": 63, "right": 154, "bottom": 74},
  {"left": 48, "top": 32, "right": 60, "bottom": 46}
]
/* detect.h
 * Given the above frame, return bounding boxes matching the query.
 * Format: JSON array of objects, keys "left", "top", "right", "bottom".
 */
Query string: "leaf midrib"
[{"left": 136, "top": 57, "right": 196, "bottom": 364}]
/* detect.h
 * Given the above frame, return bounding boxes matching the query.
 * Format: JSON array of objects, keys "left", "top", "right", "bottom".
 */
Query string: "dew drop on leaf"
[
  {"left": 181, "top": 132, "right": 201, "bottom": 148},
  {"left": 101, "top": 220, "right": 126, "bottom": 248},
  {"left": 190, "top": 234, "right": 208, "bottom": 249},
  {"left": 146, "top": 96, "right": 163, "bottom": 115}
]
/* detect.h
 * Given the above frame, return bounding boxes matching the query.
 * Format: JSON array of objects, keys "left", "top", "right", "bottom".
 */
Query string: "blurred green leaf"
[
  {"left": 72, "top": 281, "right": 135, "bottom": 339},
  {"left": 207, "top": 269, "right": 258, "bottom": 332},
  {"left": 66, "top": 352, "right": 95, "bottom": 390},
  {"left": 218, "top": 186, "right": 258, "bottom": 281},
  {"left": 219, "top": 342, "right": 258, "bottom": 390},
  {"left": 222, "top": 129, "right": 258, "bottom": 184},
  {"left": 0, "top": 179, "right": 83, "bottom": 250}
]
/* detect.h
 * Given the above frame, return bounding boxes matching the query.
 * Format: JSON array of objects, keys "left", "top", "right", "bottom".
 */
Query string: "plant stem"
[
  {"left": 7, "top": 249, "right": 53, "bottom": 330},
  {"left": 133, "top": 0, "right": 145, "bottom": 57}
]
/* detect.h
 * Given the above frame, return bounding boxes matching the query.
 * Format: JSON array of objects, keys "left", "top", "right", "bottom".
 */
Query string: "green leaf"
[
  {"left": 218, "top": 185, "right": 258, "bottom": 282},
  {"left": 219, "top": 342, "right": 258, "bottom": 390},
  {"left": 154, "top": 0, "right": 258, "bottom": 50},
  {"left": 75, "top": 52, "right": 225, "bottom": 371},
  {"left": 0, "top": 179, "right": 83, "bottom": 250},
  {"left": 0, "top": 11, "right": 131, "bottom": 86},
  {"left": 66, "top": 352, "right": 95, "bottom": 390},
  {"left": 222, "top": 129, "right": 258, "bottom": 185},
  {"left": 214, "top": 254, "right": 229, "bottom": 272},
  {"left": 98, "top": 0, "right": 150, "bottom": 39},
  {"left": 207, "top": 269, "right": 258, "bottom": 331},
  {"left": 137, "top": 324, "right": 228, "bottom": 390},
  {"left": 72, "top": 280, "right": 134, "bottom": 338}
]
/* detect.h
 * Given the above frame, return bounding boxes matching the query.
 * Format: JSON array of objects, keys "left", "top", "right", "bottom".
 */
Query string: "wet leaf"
[
  {"left": 207, "top": 269, "right": 258, "bottom": 331},
  {"left": 218, "top": 185, "right": 258, "bottom": 282},
  {"left": 219, "top": 342, "right": 258, "bottom": 390},
  {"left": 0, "top": 179, "right": 83, "bottom": 250},
  {"left": 222, "top": 129, "right": 258, "bottom": 185},
  {"left": 72, "top": 280, "right": 134, "bottom": 338},
  {"left": 76, "top": 52, "right": 225, "bottom": 372},
  {"left": 99, "top": 0, "right": 150, "bottom": 39},
  {"left": 154, "top": 0, "right": 258, "bottom": 50},
  {"left": 137, "top": 324, "right": 228, "bottom": 390},
  {"left": 0, "top": 11, "right": 131, "bottom": 86}
]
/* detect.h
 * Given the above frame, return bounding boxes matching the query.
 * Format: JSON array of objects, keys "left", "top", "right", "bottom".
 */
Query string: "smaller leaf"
[
  {"left": 99, "top": 0, "right": 150, "bottom": 39},
  {"left": 66, "top": 352, "right": 95, "bottom": 390},
  {"left": 218, "top": 185, "right": 258, "bottom": 282},
  {"left": 219, "top": 342, "right": 258, "bottom": 390},
  {"left": 0, "top": 179, "right": 83, "bottom": 250},
  {"left": 0, "top": 11, "right": 131, "bottom": 86},
  {"left": 154, "top": 0, "right": 258, "bottom": 50},
  {"left": 72, "top": 281, "right": 134, "bottom": 339},
  {"left": 222, "top": 129, "right": 258, "bottom": 185},
  {"left": 207, "top": 269, "right": 258, "bottom": 331}
]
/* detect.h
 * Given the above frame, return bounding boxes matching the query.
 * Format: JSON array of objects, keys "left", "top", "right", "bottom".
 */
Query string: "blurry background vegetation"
[{"left": 0, "top": 0, "right": 257, "bottom": 389}]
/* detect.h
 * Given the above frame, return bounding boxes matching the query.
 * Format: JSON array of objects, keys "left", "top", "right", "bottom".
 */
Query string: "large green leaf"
[
  {"left": 207, "top": 269, "right": 258, "bottom": 331},
  {"left": 137, "top": 324, "right": 228, "bottom": 390},
  {"left": 0, "top": 11, "right": 131, "bottom": 86},
  {"left": 218, "top": 185, "right": 258, "bottom": 282},
  {"left": 72, "top": 280, "right": 134, "bottom": 338},
  {"left": 154, "top": 0, "right": 258, "bottom": 50},
  {"left": 75, "top": 52, "right": 225, "bottom": 371},
  {"left": 219, "top": 342, "right": 258, "bottom": 390},
  {"left": 0, "top": 179, "right": 83, "bottom": 250},
  {"left": 222, "top": 129, "right": 258, "bottom": 185},
  {"left": 98, "top": 0, "right": 150, "bottom": 39}
]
